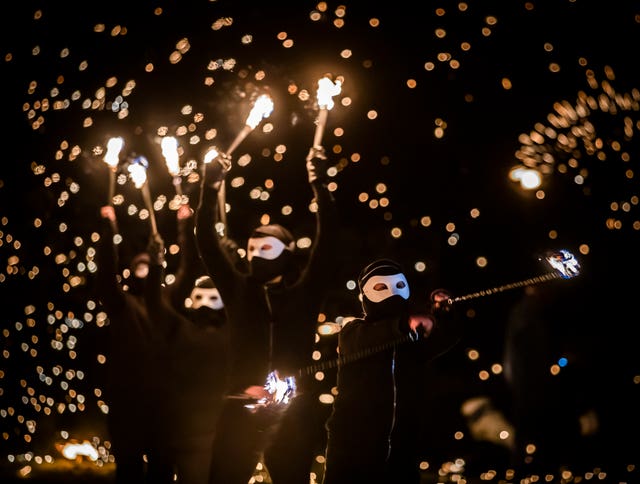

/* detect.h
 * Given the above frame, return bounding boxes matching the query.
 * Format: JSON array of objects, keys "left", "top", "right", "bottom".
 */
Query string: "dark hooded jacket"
[
  {"left": 195, "top": 178, "right": 338, "bottom": 395},
  {"left": 323, "top": 260, "right": 461, "bottom": 484}
]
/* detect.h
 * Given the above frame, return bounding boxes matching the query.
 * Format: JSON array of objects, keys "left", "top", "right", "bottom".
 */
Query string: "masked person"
[
  {"left": 322, "top": 259, "right": 461, "bottom": 484},
  {"left": 96, "top": 205, "right": 175, "bottom": 484},
  {"left": 502, "top": 281, "right": 592, "bottom": 478},
  {"left": 143, "top": 222, "right": 231, "bottom": 484},
  {"left": 144, "top": 200, "right": 243, "bottom": 484},
  {"left": 195, "top": 145, "right": 339, "bottom": 484}
]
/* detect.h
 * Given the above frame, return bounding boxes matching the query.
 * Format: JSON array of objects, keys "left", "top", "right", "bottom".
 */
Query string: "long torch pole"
[
  {"left": 215, "top": 94, "right": 274, "bottom": 235},
  {"left": 256, "top": 249, "right": 582, "bottom": 408},
  {"left": 449, "top": 249, "right": 581, "bottom": 304},
  {"left": 107, "top": 169, "right": 119, "bottom": 234},
  {"left": 217, "top": 124, "right": 252, "bottom": 230},
  {"left": 141, "top": 183, "right": 158, "bottom": 236},
  {"left": 313, "top": 108, "right": 329, "bottom": 149},
  {"left": 108, "top": 169, "right": 116, "bottom": 204},
  {"left": 104, "top": 137, "right": 124, "bottom": 234}
]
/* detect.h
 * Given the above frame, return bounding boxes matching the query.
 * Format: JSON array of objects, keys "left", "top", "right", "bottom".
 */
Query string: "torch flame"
[
  {"left": 263, "top": 370, "right": 297, "bottom": 405},
  {"left": 127, "top": 156, "right": 149, "bottom": 189},
  {"left": 203, "top": 147, "right": 220, "bottom": 164},
  {"left": 61, "top": 441, "right": 99, "bottom": 461},
  {"left": 544, "top": 249, "right": 580, "bottom": 279},
  {"left": 161, "top": 136, "right": 180, "bottom": 176},
  {"left": 317, "top": 76, "right": 342, "bottom": 110},
  {"left": 103, "top": 137, "right": 124, "bottom": 170},
  {"left": 245, "top": 94, "right": 274, "bottom": 129}
]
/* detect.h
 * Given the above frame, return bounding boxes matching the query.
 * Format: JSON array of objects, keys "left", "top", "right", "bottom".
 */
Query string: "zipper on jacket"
[{"left": 386, "top": 347, "right": 398, "bottom": 461}]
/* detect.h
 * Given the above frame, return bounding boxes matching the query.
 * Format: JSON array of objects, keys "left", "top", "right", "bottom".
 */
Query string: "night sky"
[{"left": 1, "top": 1, "right": 639, "bottom": 481}]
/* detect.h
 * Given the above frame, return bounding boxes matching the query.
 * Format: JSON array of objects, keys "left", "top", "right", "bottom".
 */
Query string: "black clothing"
[
  {"left": 323, "top": 307, "right": 460, "bottom": 484},
  {"left": 144, "top": 213, "right": 231, "bottom": 484},
  {"left": 503, "top": 283, "right": 586, "bottom": 476},
  {"left": 96, "top": 218, "right": 174, "bottom": 484},
  {"left": 195, "top": 173, "right": 338, "bottom": 484}
]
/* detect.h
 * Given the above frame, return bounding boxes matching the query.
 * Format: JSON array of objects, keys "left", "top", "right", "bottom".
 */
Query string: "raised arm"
[
  {"left": 297, "top": 145, "right": 340, "bottom": 286},
  {"left": 194, "top": 155, "right": 239, "bottom": 296},
  {"left": 166, "top": 203, "right": 204, "bottom": 310},
  {"left": 95, "top": 205, "right": 125, "bottom": 308}
]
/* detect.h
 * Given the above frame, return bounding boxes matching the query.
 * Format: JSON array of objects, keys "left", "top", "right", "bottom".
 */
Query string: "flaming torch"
[
  {"left": 128, "top": 155, "right": 158, "bottom": 236},
  {"left": 58, "top": 440, "right": 100, "bottom": 462},
  {"left": 448, "top": 249, "right": 581, "bottom": 305},
  {"left": 226, "top": 93, "right": 275, "bottom": 157},
  {"left": 312, "top": 74, "right": 343, "bottom": 149},
  {"left": 253, "top": 250, "right": 582, "bottom": 411},
  {"left": 161, "top": 136, "right": 183, "bottom": 200},
  {"left": 202, "top": 146, "right": 224, "bottom": 235},
  {"left": 103, "top": 136, "right": 124, "bottom": 204},
  {"left": 203, "top": 93, "right": 274, "bottom": 235},
  {"left": 102, "top": 137, "right": 124, "bottom": 234}
]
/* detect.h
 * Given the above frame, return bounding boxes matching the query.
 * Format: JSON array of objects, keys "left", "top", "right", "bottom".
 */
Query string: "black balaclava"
[
  {"left": 186, "top": 275, "right": 226, "bottom": 329},
  {"left": 247, "top": 224, "right": 295, "bottom": 283},
  {"left": 357, "top": 259, "right": 411, "bottom": 320}
]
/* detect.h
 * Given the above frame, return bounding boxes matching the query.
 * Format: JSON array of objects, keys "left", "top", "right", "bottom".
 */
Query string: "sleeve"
[
  {"left": 166, "top": 208, "right": 204, "bottom": 310},
  {"left": 144, "top": 239, "right": 165, "bottom": 310},
  {"left": 296, "top": 164, "right": 340, "bottom": 289},
  {"left": 194, "top": 178, "right": 240, "bottom": 298},
  {"left": 95, "top": 214, "right": 125, "bottom": 309},
  {"left": 145, "top": 259, "right": 181, "bottom": 338},
  {"left": 339, "top": 317, "right": 405, "bottom": 358}
]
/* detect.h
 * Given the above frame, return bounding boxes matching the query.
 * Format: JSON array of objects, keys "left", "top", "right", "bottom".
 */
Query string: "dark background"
[{"left": 1, "top": 1, "right": 639, "bottom": 482}]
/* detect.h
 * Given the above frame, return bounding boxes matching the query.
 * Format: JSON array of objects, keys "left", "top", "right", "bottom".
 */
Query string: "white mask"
[
  {"left": 189, "top": 286, "right": 224, "bottom": 310},
  {"left": 247, "top": 235, "right": 287, "bottom": 261},
  {"left": 362, "top": 273, "right": 410, "bottom": 303}
]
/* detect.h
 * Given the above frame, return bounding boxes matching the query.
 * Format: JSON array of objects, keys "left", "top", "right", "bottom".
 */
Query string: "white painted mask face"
[
  {"left": 190, "top": 287, "right": 224, "bottom": 310},
  {"left": 362, "top": 273, "right": 410, "bottom": 303},
  {"left": 247, "top": 236, "right": 287, "bottom": 261}
]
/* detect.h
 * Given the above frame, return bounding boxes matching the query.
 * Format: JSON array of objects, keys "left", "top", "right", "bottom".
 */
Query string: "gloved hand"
[
  {"left": 100, "top": 205, "right": 116, "bottom": 222},
  {"left": 147, "top": 233, "right": 165, "bottom": 266},
  {"left": 430, "top": 288, "right": 453, "bottom": 313},
  {"left": 177, "top": 203, "right": 193, "bottom": 221},
  {"left": 203, "top": 152, "right": 232, "bottom": 188},
  {"left": 408, "top": 313, "right": 435, "bottom": 340},
  {"left": 306, "top": 146, "right": 328, "bottom": 184},
  {"left": 220, "top": 236, "right": 241, "bottom": 261},
  {"left": 217, "top": 152, "right": 232, "bottom": 172}
]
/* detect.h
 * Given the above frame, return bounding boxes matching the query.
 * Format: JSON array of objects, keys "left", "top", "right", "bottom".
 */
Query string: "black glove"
[
  {"left": 430, "top": 288, "right": 453, "bottom": 313},
  {"left": 218, "top": 152, "right": 232, "bottom": 171},
  {"left": 203, "top": 152, "right": 232, "bottom": 188},
  {"left": 306, "top": 146, "right": 328, "bottom": 184},
  {"left": 220, "top": 236, "right": 241, "bottom": 262}
]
